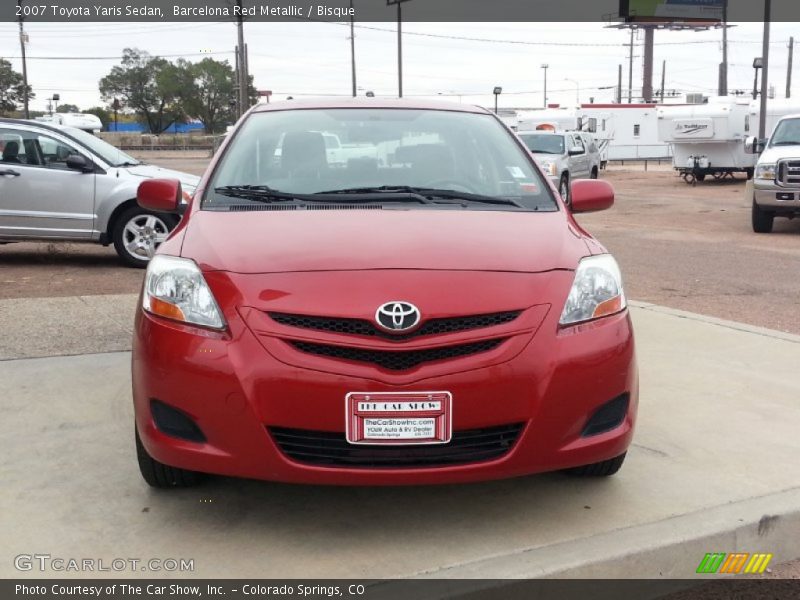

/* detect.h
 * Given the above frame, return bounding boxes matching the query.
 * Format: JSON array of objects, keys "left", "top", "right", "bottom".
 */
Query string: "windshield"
[
  {"left": 769, "top": 118, "right": 800, "bottom": 147},
  {"left": 205, "top": 108, "right": 555, "bottom": 212},
  {"left": 61, "top": 126, "right": 140, "bottom": 167},
  {"left": 518, "top": 133, "right": 565, "bottom": 155}
]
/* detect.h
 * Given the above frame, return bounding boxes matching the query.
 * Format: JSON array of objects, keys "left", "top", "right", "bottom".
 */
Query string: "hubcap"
[{"left": 123, "top": 214, "right": 169, "bottom": 260}]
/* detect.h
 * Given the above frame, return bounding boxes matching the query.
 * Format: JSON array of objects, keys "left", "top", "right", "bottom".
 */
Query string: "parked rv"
[{"left": 34, "top": 112, "right": 103, "bottom": 134}]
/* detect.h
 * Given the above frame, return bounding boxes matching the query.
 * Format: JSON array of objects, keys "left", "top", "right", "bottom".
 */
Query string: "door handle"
[{"left": 0, "top": 168, "right": 21, "bottom": 177}]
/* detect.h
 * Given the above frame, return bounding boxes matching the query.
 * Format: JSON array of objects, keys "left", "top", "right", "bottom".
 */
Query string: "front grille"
[
  {"left": 289, "top": 338, "right": 504, "bottom": 371},
  {"left": 269, "top": 423, "right": 524, "bottom": 468},
  {"left": 778, "top": 159, "right": 800, "bottom": 186},
  {"left": 269, "top": 310, "right": 521, "bottom": 341}
]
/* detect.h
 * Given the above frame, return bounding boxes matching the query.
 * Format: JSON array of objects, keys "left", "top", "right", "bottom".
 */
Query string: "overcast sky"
[{"left": 1, "top": 20, "right": 798, "bottom": 113}]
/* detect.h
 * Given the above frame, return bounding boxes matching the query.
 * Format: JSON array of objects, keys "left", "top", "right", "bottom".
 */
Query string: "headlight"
[
  {"left": 560, "top": 254, "right": 626, "bottom": 326},
  {"left": 142, "top": 255, "right": 226, "bottom": 330},
  {"left": 538, "top": 160, "right": 558, "bottom": 176},
  {"left": 755, "top": 164, "right": 777, "bottom": 181}
]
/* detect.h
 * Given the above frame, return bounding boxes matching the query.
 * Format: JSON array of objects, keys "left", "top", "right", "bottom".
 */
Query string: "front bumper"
[
  {"left": 754, "top": 182, "right": 800, "bottom": 212},
  {"left": 132, "top": 297, "right": 637, "bottom": 486}
]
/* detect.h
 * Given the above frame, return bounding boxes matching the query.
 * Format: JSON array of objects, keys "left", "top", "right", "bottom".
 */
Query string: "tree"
[
  {"left": 56, "top": 103, "right": 81, "bottom": 113},
  {"left": 0, "top": 58, "right": 34, "bottom": 117},
  {"left": 99, "top": 48, "right": 185, "bottom": 133},
  {"left": 180, "top": 58, "right": 236, "bottom": 134}
]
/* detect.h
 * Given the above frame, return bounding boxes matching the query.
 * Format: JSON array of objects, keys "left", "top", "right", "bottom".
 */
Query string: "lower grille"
[
  {"left": 289, "top": 338, "right": 504, "bottom": 371},
  {"left": 269, "top": 423, "right": 524, "bottom": 468}
]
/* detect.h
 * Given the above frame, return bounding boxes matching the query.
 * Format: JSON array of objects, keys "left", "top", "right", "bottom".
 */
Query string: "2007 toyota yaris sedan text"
[{"left": 132, "top": 99, "right": 638, "bottom": 487}]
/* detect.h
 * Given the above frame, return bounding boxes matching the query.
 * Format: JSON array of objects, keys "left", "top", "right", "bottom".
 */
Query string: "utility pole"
[
  {"left": 719, "top": 0, "right": 728, "bottom": 96},
  {"left": 350, "top": 0, "right": 357, "bottom": 97},
  {"left": 759, "top": 0, "right": 771, "bottom": 141},
  {"left": 617, "top": 64, "right": 623, "bottom": 103},
  {"left": 642, "top": 27, "right": 654, "bottom": 102},
  {"left": 660, "top": 60, "right": 666, "bottom": 102},
  {"left": 787, "top": 36, "right": 794, "bottom": 99},
  {"left": 17, "top": 0, "right": 30, "bottom": 119},
  {"left": 387, "top": 0, "right": 411, "bottom": 98},
  {"left": 235, "top": 0, "right": 248, "bottom": 117},
  {"left": 628, "top": 28, "right": 635, "bottom": 103},
  {"left": 541, "top": 64, "right": 549, "bottom": 107}
]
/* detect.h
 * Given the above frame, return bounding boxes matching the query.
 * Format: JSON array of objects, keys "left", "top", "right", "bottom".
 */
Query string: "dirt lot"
[{"left": 2, "top": 158, "right": 800, "bottom": 334}]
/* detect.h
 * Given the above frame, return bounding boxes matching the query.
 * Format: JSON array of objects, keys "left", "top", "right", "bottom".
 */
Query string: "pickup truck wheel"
[
  {"left": 590, "top": 167, "right": 599, "bottom": 179},
  {"left": 559, "top": 174, "right": 571, "bottom": 207},
  {"left": 751, "top": 200, "right": 775, "bottom": 233},
  {"left": 564, "top": 452, "right": 626, "bottom": 477},
  {"left": 136, "top": 427, "right": 203, "bottom": 488},
  {"left": 112, "top": 206, "right": 176, "bottom": 268}
]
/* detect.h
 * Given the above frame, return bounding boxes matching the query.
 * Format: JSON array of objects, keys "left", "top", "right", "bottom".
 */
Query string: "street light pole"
[
  {"left": 541, "top": 64, "right": 549, "bottom": 108},
  {"left": 493, "top": 86, "right": 502, "bottom": 114}
]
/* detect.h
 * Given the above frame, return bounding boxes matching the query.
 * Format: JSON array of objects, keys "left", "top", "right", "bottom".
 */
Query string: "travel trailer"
[
  {"left": 516, "top": 103, "right": 671, "bottom": 165},
  {"left": 658, "top": 97, "right": 800, "bottom": 182}
]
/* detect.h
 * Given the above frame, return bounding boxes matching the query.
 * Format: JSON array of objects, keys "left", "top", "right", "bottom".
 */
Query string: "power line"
[{"left": 2, "top": 51, "right": 235, "bottom": 60}]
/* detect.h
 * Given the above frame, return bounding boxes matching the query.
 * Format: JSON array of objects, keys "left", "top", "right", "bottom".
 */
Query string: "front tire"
[
  {"left": 564, "top": 452, "right": 627, "bottom": 477},
  {"left": 112, "top": 206, "right": 176, "bottom": 268},
  {"left": 590, "top": 166, "right": 599, "bottom": 179},
  {"left": 559, "top": 173, "right": 571, "bottom": 208},
  {"left": 751, "top": 200, "right": 775, "bottom": 233},
  {"left": 136, "top": 427, "right": 203, "bottom": 488}
]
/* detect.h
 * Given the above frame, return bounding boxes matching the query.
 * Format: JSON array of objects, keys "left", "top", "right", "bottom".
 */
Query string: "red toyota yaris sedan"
[{"left": 132, "top": 99, "right": 637, "bottom": 487}]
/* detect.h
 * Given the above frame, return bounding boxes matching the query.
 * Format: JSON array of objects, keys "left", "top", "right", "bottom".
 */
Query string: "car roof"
[
  {"left": 0, "top": 117, "right": 70, "bottom": 134},
  {"left": 250, "top": 97, "right": 491, "bottom": 114}
]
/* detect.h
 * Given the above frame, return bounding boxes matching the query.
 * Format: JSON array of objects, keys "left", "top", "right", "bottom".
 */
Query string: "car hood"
[
  {"left": 123, "top": 164, "right": 201, "bottom": 190},
  {"left": 180, "top": 208, "right": 593, "bottom": 274}
]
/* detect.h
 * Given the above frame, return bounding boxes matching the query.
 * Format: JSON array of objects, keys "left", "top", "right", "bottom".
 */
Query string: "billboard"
[{"left": 620, "top": 0, "right": 724, "bottom": 22}]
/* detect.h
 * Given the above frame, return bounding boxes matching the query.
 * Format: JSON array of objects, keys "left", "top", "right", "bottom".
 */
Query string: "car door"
[
  {"left": 0, "top": 125, "right": 95, "bottom": 239},
  {"left": 568, "top": 134, "right": 590, "bottom": 178}
]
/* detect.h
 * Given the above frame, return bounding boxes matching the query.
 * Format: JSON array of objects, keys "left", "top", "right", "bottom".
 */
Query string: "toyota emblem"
[{"left": 375, "top": 301, "right": 421, "bottom": 332}]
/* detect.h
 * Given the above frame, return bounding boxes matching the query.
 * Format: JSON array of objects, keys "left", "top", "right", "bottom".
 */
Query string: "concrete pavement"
[{"left": 0, "top": 300, "right": 799, "bottom": 579}]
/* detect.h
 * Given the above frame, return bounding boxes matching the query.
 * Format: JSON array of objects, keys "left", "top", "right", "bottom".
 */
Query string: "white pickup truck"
[{"left": 746, "top": 114, "right": 800, "bottom": 233}]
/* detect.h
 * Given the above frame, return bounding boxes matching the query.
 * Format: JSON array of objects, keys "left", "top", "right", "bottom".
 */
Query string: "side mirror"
[
  {"left": 570, "top": 179, "right": 614, "bottom": 213},
  {"left": 744, "top": 136, "right": 766, "bottom": 154},
  {"left": 66, "top": 154, "right": 93, "bottom": 172},
  {"left": 137, "top": 179, "right": 182, "bottom": 213},
  {"left": 568, "top": 146, "right": 584, "bottom": 156}
]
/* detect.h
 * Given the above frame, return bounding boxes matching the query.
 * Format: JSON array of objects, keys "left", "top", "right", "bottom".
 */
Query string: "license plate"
[{"left": 345, "top": 391, "right": 452, "bottom": 445}]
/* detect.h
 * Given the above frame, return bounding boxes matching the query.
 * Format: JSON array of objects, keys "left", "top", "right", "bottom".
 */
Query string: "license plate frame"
[{"left": 345, "top": 391, "right": 452, "bottom": 446}]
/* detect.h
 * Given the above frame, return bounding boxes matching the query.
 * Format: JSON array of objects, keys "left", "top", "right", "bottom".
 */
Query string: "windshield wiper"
[
  {"left": 772, "top": 141, "right": 800, "bottom": 146},
  {"left": 317, "top": 186, "right": 523, "bottom": 208},
  {"left": 215, "top": 185, "right": 432, "bottom": 205},
  {"left": 117, "top": 161, "right": 141, "bottom": 167}
]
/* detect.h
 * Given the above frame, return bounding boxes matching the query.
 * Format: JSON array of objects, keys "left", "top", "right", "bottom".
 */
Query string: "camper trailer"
[
  {"left": 34, "top": 112, "right": 103, "bottom": 133},
  {"left": 658, "top": 97, "right": 756, "bottom": 182},
  {"left": 658, "top": 97, "right": 800, "bottom": 182},
  {"left": 516, "top": 103, "right": 671, "bottom": 165},
  {"left": 517, "top": 106, "right": 614, "bottom": 168}
]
